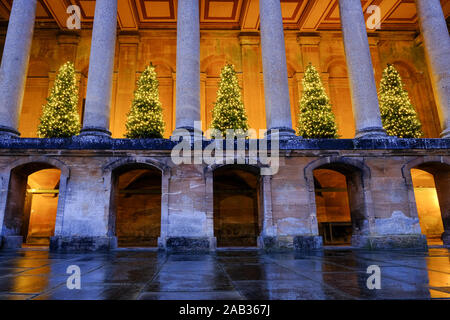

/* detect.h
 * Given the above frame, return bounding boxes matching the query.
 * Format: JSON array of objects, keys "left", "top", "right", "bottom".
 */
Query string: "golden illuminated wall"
[
  {"left": 411, "top": 169, "right": 445, "bottom": 242},
  {"left": 1, "top": 28, "right": 442, "bottom": 139}
]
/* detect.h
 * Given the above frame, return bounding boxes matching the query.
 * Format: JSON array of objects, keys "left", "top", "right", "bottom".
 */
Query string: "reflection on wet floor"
[{"left": 0, "top": 248, "right": 449, "bottom": 300}]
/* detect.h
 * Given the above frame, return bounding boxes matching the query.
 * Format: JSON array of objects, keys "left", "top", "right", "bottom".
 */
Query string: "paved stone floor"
[{"left": 0, "top": 247, "right": 449, "bottom": 300}]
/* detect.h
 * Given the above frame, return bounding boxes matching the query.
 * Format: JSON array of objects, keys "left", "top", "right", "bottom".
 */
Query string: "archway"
[
  {"left": 110, "top": 164, "right": 162, "bottom": 247},
  {"left": 314, "top": 169, "right": 353, "bottom": 245},
  {"left": 213, "top": 165, "right": 261, "bottom": 247},
  {"left": 408, "top": 162, "right": 450, "bottom": 246},
  {"left": 306, "top": 158, "right": 371, "bottom": 246},
  {"left": 2, "top": 163, "right": 62, "bottom": 247}
]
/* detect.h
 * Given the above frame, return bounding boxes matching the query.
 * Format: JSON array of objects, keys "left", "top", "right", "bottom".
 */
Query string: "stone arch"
[
  {"left": 0, "top": 156, "right": 70, "bottom": 248},
  {"left": 304, "top": 156, "right": 374, "bottom": 244},
  {"left": 201, "top": 54, "right": 229, "bottom": 75},
  {"left": 204, "top": 163, "right": 274, "bottom": 248},
  {"left": 146, "top": 59, "right": 174, "bottom": 77},
  {"left": 325, "top": 58, "right": 348, "bottom": 78},
  {"left": 402, "top": 156, "right": 450, "bottom": 245},
  {"left": 103, "top": 157, "right": 169, "bottom": 247},
  {"left": 208, "top": 164, "right": 263, "bottom": 247}
]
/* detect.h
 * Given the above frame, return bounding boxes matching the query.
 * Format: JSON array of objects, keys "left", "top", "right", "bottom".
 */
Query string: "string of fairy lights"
[{"left": 38, "top": 61, "right": 423, "bottom": 139}]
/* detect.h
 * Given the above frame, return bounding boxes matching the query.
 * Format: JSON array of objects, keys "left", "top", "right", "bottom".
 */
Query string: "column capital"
[
  {"left": 118, "top": 33, "right": 140, "bottom": 45},
  {"left": 367, "top": 35, "right": 380, "bottom": 47},
  {"left": 57, "top": 33, "right": 80, "bottom": 45},
  {"left": 239, "top": 33, "right": 260, "bottom": 46},
  {"left": 296, "top": 34, "right": 321, "bottom": 46}
]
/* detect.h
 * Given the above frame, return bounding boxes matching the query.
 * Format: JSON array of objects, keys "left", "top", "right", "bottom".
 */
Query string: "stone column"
[
  {"left": 259, "top": 0, "right": 295, "bottom": 138},
  {"left": 339, "top": 0, "right": 386, "bottom": 138},
  {"left": 174, "top": 0, "right": 200, "bottom": 133},
  {"left": 80, "top": 0, "right": 118, "bottom": 137},
  {"left": 0, "top": 0, "right": 37, "bottom": 137},
  {"left": 416, "top": 0, "right": 450, "bottom": 138}
]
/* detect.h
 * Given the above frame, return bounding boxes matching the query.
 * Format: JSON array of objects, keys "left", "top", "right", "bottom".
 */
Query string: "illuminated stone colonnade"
[
  {"left": 0, "top": 0, "right": 448, "bottom": 139},
  {"left": 0, "top": 0, "right": 448, "bottom": 253}
]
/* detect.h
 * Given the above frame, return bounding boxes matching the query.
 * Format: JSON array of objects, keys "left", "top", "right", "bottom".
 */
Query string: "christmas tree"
[
  {"left": 210, "top": 64, "right": 249, "bottom": 137},
  {"left": 297, "top": 64, "right": 338, "bottom": 138},
  {"left": 378, "top": 64, "right": 423, "bottom": 138},
  {"left": 125, "top": 63, "right": 165, "bottom": 138},
  {"left": 37, "top": 62, "right": 81, "bottom": 138}
]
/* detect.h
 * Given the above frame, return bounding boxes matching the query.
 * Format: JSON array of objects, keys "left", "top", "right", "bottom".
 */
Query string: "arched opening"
[
  {"left": 410, "top": 163, "right": 450, "bottom": 246},
  {"left": 110, "top": 164, "right": 162, "bottom": 247},
  {"left": 313, "top": 164, "right": 367, "bottom": 246},
  {"left": 213, "top": 165, "right": 261, "bottom": 247},
  {"left": 3, "top": 163, "right": 61, "bottom": 248}
]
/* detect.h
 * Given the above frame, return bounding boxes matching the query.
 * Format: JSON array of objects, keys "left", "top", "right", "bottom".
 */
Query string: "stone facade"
[
  {"left": 0, "top": 0, "right": 448, "bottom": 252},
  {"left": 0, "top": 138, "right": 448, "bottom": 251}
]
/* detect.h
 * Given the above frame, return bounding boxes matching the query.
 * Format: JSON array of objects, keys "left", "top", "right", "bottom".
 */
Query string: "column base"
[
  {"left": 355, "top": 127, "right": 387, "bottom": 139},
  {"left": 0, "top": 236, "right": 23, "bottom": 249},
  {"left": 351, "top": 234, "right": 428, "bottom": 250},
  {"left": 440, "top": 127, "right": 450, "bottom": 139},
  {"left": 49, "top": 236, "right": 118, "bottom": 252},
  {"left": 164, "top": 237, "right": 215, "bottom": 252},
  {"left": 442, "top": 231, "right": 450, "bottom": 246},
  {"left": 265, "top": 127, "right": 296, "bottom": 140},
  {"left": 259, "top": 235, "right": 323, "bottom": 251},
  {"left": 0, "top": 125, "right": 20, "bottom": 138},
  {"left": 171, "top": 126, "right": 204, "bottom": 140},
  {"left": 79, "top": 126, "right": 112, "bottom": 137}
]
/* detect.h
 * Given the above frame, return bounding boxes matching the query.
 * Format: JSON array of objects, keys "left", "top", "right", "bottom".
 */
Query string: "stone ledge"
[
  {"left": 352, "top": 234, "right": 428, "bottom": 250},
  {"left": 50, "top": 236, "right": 118, "bottom": 252},
  {"left": 260, "top": 235, "right": 323, "bottom": 251},
  {"left": 0, "top": 136, "right": 448, "bottom": 151},
  {"left": 293, "top": 236, "right": 323, "bottom": 251},
  {"left": 165, "top": 237, "right": 214, "bottom": 253}
]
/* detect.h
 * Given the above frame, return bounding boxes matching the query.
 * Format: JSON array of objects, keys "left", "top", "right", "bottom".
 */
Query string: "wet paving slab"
[{"left": 0, "top": 247, "right": 448, "bottom": 300}]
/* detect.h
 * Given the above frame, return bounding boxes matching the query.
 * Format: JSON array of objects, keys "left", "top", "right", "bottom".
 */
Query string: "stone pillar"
[
  {"left": 0, "top": 0, "right": 37, "bottom": 137},
  {"left": 416, "top": 0, "right": 450, "bottom": 138},
  {"left": 339, "top": 0, "right": 386, "bottom": 138},
  {"left": 259, "top": 0, "right": 295, "bottom": 138},
  {"left": 80, "top": 0, "right": 118, "bottom": 137},
  {"left": 57, "top": 33, "right": 80, "bottom": 64},
  {"left": 297, "top": 35, "right": 321, "bottom": 72},
  {"left": 174, "top": 0, "right": 200, "bottom": 133}
]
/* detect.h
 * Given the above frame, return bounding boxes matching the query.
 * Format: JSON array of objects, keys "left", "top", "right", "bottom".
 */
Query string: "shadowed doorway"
[
  {"left": 213, "top": 165, "right": 261, "bottom": 247},
  {"left": 111, "top": 165, "right": 162, "bottom": 247}
]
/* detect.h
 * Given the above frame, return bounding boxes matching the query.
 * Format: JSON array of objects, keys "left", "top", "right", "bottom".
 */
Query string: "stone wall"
[{"left": 0, "top": 137, "right": 448, "bottom": 251}]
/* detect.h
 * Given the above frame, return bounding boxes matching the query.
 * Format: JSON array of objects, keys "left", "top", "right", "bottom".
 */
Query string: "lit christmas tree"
[
  {"left": 379, "top": 64, "right": 423, "bottom": 138},
  {"left": 37, "top": 62, "right": 81, "bottom": 138},
  {"left": 211, "top": 64, "right": 249, "bottom": 137},
  {"left": 297, "top": 64, "right": 338, "bottom": 138},
  {"left": 125, "top": 63, "right": 165, "bottom": 138}
]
